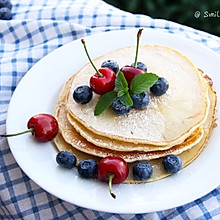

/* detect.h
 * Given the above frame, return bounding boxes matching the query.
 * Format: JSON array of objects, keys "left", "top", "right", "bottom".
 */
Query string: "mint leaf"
[
  {"left": 119, "top": 93, "right": 133, "bottom": 106},
  {"left": 117, "top": 87, "right": 129, "bottom": 98},
  {"left": 94, "top": 91, "right": 117, "bottom": 116},
  {"left": 115, "top": 71, "right": 128, "bottom": 91},
  {"left": 117, "top": 90, "right": 126, "bottom": 98},
  {"left": 130, "top": 73, "right": 159, "bottom": 94}
]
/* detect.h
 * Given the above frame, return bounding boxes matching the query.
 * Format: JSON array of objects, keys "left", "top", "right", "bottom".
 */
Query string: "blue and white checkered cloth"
[{"left": 1, "top": 0, "right": 220, "bottom": 219}]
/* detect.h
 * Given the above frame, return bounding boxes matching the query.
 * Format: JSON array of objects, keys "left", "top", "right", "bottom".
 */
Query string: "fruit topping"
[
  {"left": 81, "top": 39, "right": 116, "bottom": 95},
  {"left": 162, "top": 154, "right": 182, "bottom": 174},
  {"left": 121, "top": 29, "right": 145, "bottom": 85},
  {"left": 73, "top": 85, "right": 93, "bottom": 104},
  {"left": 131, "top": 61, "right": 147, "bottom": 72},
  {"left": 112, "top": 98, "right": 131, "bottom": 116},
  {"left": 90, "top": 67, "right": 116, "bottom": 95},
  {"left": 150, "top": 77, "right": 169, "bottom": 96},
  {"left": 0, "top": 113, "right": 58, "bottom": 142},
  {"left": 77, "top": 159, "right": 98, "bottom": 179},
  {"left": 94, "top": 71, "right": 158, "bottom": 116},
  {"left": 120, "top": 65, "right": 144, "bottom": 85},
  {"left": 101, "top": 60, "right": 119, "bottom": 74},
  {"left": 98, "top": 156, "right": 129, "bottom": 199},
  {"left": 133, "top": 161, "right": 153, "bottom": 181},
  {"left": 131, "top": 92, "right": 150, "bottom": 109},
  {"left": 56, "top": 151, "right": 77, "bottom": 169},
  {"left": 76, "top": 29, "right": 167, "bottom": 117}
]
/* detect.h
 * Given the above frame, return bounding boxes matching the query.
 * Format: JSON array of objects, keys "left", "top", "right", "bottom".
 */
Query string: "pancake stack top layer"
[
  {"left": 53, "top": 44, "right": 217, "bottom": 183},
  {"left": 67, "top": 45, "right": 209, "bottom": 146}
]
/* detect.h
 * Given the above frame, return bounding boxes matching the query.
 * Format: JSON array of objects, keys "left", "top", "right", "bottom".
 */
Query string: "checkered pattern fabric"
[{"left": 1, "top": 0, "right": 220, "bottom": 219}]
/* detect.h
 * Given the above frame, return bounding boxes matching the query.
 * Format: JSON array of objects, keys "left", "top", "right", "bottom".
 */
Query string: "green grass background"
[{"left": 104, "top": 0, "right": 220, "bottom": 36}]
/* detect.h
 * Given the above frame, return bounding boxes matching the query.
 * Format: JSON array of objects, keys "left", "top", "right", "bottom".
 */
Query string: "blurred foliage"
[{"left": 104, "top": 0, "right": 220, "bottom": 36}]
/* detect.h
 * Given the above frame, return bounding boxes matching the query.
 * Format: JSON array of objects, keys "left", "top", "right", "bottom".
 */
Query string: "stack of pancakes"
[{"left": 53, "top": 45, "right": 217, "bottom": 183}]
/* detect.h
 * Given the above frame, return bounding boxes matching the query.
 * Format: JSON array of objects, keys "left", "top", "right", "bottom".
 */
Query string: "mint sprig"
[
  {"left": 130, "top": 73, "right": 158, "bottom": 94},
  {"left": 94, "top": 91, "right": 117, "bottom": 116},
  {"left": 115, "top": 71, "right": 128, "bottom": 91},
  {"left": 119, "top": 93, "right": 133, "bottom": 106},
  {"left": 94, "top": 72, "right": 159, "bottom": 116},
  {"left": 115, "top": 72, "right": 133, "bottom": 106}
]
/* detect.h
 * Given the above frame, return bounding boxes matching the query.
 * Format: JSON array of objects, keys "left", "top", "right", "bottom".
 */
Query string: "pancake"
[
  {"left": 67, "top": 45, "right": 209, "bottom": 146},
  {"left": 54, "top": 65, "right": 215, "bottom": 162},
  {"left": 53, "top": 74, "right": 217, "bottom": 183},
  {"left": 54, "top": 70, "right": 206, "bottom": 162},
  {"left": 53, "top": 42, "right": 216, "bottom": 183},
  {"left": 56, "top": 102, "right": 204, "bottom": 162},
  {"left": 60, "top": 66, "right": 204, "bottom": 153},
  {"left": 67, "top": 111, "right": 203, "bottom": 152}
]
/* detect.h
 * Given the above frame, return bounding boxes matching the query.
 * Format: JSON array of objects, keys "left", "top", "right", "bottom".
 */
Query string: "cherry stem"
[
  {"left": 0, "top": 128, "right": 34, "bottom": 137},
  {"left": 81, "top": 39, "right": 103, "bottom": 77},
  {"left": 134, "top": 29, "right": 143, "bottom": 68},
  {"left": 108, "top": 173, "right": 116, "bottom": 199}
]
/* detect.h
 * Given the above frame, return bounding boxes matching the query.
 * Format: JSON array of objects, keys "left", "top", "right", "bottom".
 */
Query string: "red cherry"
[
  {"left": 120, "top": 29, "right": 145, "bottom": 85},
  {"left": 98, "top": 156, "right": 129, "bottom": 198},
  {"left": 0, "top": 113, "right": 58, "bottom": 142},
  {"left": 27, "top": 114, "right": 58, "bottom": 142},
  {"left": 90, "top": 67, "right": 116, "bottom": 95},
  {"left": 120, "top": 65, "right": 144, "bottom": 85},
  {"left": 81, "top": 39, "right": 116, "bottom": 95}
]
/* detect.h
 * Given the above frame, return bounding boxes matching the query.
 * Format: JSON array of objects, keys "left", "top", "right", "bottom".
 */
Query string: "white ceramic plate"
[{"left": 6, "top": 29, "right": 220, "bottom": 214}]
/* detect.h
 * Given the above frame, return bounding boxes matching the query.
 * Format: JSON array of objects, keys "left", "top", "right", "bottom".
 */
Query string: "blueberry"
[
  {"left": 101, "top": 60, "right": 119, "bottom": 74},
  {"left": 162, "top": 154, "right": 182, "bottom": 174},
  {"left": 73, "top": 85, "right": 93, "bottom": 104},
  {"left": 131, "top": 92, "right": 150, "bottom": 109},
  {"left": 0, "top": 0, "right": 12, "bottom": 9},
  {"left": 131, "top": 62, "right": 147, "bottom": 72},
  {"left": 0, "top": 7, "right": 12, "bottom": 20},
  {"left": 150, "top": 77, "right": 169, "bottom": 96},
  {"left": 112, "top": 99, "right": 131, "bottom": 115},
  {"left": 56, "top": 151, "right": 77, "bottom": 169},
  {"left": 77, "top": 159, "right": 98, "bottom": 179},
  {"left": 133, "top": 161, "right": 153, "bottom": 181}
]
